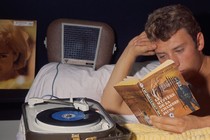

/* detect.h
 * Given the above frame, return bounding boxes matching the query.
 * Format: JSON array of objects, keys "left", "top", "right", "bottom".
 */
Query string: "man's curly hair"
[{"left": 145, "top": 4, "right": 201, "bottom": 43}]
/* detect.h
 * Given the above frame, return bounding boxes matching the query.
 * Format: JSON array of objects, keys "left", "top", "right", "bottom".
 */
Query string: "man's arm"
[{"left": 101, "top": 32, "right": 157, "bottom": 114}]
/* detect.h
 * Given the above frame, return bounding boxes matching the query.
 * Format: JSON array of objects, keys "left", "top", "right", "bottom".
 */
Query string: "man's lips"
[{"left": 179, "top": 70, "right": 185, "bottom": 74}]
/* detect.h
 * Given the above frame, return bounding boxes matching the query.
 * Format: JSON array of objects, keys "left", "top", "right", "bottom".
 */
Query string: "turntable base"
[{"left": 22, "top": 98, "right": 131, "bottom": 140}]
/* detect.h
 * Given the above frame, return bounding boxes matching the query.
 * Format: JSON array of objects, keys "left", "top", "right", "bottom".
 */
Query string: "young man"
[{"left": 101, "top": 4, "right": 210, "bottom": 133}]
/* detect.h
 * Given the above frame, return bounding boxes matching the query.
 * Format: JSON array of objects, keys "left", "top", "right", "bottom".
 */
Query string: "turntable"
[{"left": 22, "top": 97, "right": 131, "bottom": 140}]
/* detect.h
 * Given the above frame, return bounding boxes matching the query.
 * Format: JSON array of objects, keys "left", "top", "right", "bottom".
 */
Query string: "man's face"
[{"left": 154, "top": 28, "right": 203, "bottom": 80}]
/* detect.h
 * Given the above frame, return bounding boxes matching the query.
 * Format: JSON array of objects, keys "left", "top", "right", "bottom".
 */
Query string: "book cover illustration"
[
  {"left": 0, "top": 19, "right": 37, "bottom": 89},
  {"left": 114, "top": 60, "right": 200, "bottom": 125}
]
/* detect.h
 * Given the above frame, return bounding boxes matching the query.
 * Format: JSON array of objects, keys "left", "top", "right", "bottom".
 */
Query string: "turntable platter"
[{"left": 36, "top": 107, "right": 101, "bottom": 127}]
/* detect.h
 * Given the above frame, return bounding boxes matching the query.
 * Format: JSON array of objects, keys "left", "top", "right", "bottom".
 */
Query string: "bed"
[
  {"left": 17, "top": 60, "right": 210, "bottom": 140},
  {"left": 17, "top": 19, "right": 210, "bottom": 140}
]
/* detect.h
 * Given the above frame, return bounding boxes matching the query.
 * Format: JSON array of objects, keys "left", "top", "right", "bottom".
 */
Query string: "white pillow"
[
  {"left": 25, "top": 62, "right": 114, "bottom": 102},
  {"left": 25, "top": 60, "right": 160, "bottom": 102}
]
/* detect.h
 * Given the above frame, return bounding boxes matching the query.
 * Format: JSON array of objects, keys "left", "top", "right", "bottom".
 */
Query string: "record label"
[{"left": 52, "top": 110, "right": 85, "bottom": 121}]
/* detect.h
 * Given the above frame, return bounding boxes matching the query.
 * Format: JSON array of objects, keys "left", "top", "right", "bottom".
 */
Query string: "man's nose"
[{"left": 169, "top": 55, "right": 180, "bottom": 67}]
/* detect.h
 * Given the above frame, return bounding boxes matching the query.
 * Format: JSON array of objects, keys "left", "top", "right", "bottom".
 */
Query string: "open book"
[{"left": 114, "top": 60, "right": 200, "bottom": 125}]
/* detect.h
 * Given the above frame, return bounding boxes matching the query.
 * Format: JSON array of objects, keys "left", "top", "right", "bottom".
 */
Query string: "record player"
[{"left": 22, "top": 97, "right": 131, "bottom": 140}]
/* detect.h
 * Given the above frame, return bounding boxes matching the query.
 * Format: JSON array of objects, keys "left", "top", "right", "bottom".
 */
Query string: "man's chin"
[
  {"left": 182, "top": 71, "right": 197, "bottom": 82},
  {"left": 181, "top": 72, "right": 190, "bottom": 80}
]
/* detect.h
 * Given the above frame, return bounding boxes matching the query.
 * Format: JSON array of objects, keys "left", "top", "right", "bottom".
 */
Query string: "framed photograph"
[{"left": 0, "top": 20, "right": 37, "bottom": 119}]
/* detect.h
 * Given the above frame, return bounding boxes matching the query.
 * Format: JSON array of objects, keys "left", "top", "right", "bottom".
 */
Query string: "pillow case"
[
  {"left": 25, "top": 62, "right": 114, "bottom": 102},
  {"left": 25, "top": 61, "right": 160, "bottom": 102}
]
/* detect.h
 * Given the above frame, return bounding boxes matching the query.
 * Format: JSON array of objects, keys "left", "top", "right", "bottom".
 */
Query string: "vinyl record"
[{"left": 36, "top": 107, "right": 101, "bottom": 126}]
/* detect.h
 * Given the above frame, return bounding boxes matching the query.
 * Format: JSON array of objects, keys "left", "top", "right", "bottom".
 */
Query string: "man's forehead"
[{"left": 153, "top": 41, "right": 168, "bottom": 53}]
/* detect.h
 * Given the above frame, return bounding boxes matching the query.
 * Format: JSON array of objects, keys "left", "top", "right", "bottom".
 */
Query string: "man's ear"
[{"left": 197, "top": 32, "right": 204, "bottom": 51}]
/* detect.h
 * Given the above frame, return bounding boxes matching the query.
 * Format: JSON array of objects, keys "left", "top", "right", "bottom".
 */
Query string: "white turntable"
[{"left": 22, "top": 97, "right": 131, "bottom": 140}]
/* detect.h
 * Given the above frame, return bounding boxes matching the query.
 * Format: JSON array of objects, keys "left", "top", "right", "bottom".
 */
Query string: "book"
[
  {"left": 114, "top": 59, "right": 200, "bottom": 125},
  {"left": 0, "top": 19, "right": 37, "bottom": 89}
]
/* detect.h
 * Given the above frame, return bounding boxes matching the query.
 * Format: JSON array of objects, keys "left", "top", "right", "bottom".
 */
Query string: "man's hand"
[
  {"left": 126, "top": 31, "right": 157, "bottom": 58},
  {"left": 150, "top": 115, "right": 201, "bottom": 133}
]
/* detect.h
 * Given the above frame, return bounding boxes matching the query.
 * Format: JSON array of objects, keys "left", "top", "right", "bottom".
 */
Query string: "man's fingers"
[
  {"left": 152, "top": 122, "right": 183, "bottom": 133},
  {"left": 150, "top": 115, "right": 186, "bottom": 133}
]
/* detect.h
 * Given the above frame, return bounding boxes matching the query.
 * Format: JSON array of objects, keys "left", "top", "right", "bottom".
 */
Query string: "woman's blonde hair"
[{"left": 0, "top": 21, "right": 31, "bottom": 70}]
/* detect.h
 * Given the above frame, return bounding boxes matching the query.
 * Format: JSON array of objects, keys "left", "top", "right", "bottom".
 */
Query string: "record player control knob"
[
  {"left": 90, "top": 120, "right": 110, "bottom": 131},
  {"left": 101, "top": 120, "right": 110, "bottom": 129}
]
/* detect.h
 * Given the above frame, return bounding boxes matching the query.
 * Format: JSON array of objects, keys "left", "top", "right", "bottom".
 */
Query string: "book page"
[
  {"left": 141, "top": 59, "right": 174, "bottom": 81},
  {"left": 115, "top": 60, "right": 174, "bottom": 86},
  {"left": 115, "top": 77, "right": 139, "bottom": 86}
]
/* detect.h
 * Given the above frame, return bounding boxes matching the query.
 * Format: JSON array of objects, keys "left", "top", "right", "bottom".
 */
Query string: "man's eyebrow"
[
  {"left": 155, "top": 43, "right": 185, "bottom": 54},
  {"left": 172, "top": 45, "right": 184, "bottom": 50},
  {"left": 154, "top": 50, "right": 165, "bottom": 55}
]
